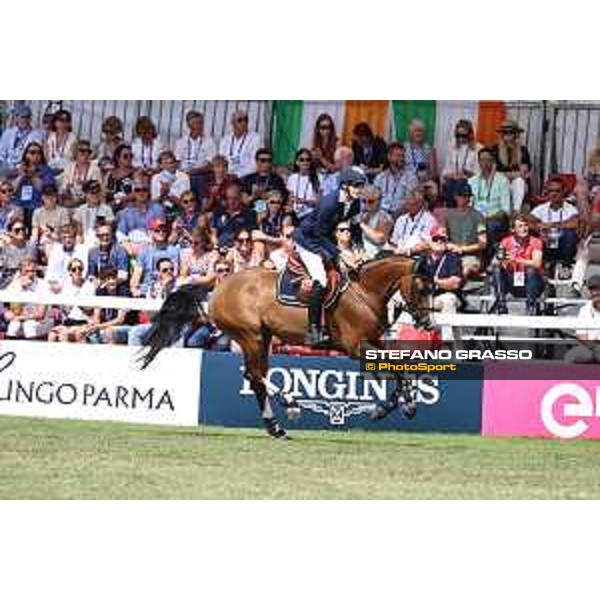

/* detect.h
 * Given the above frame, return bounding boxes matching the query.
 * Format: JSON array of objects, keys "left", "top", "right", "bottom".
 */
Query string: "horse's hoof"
[
  {"left": 401, "top": 402, "right": 417, "bottom": 420},
  {"left": 286, "top": 406, "right": 301, "bottom": 421},
  {"left": 270, "top": 427, "right": 288, "bottom": 440},
  {"left": 264, "top": 418, "right": 288, "bottom": 439},
  {"left": 370, "top": 405, "right": 390, "bottom": 421}
]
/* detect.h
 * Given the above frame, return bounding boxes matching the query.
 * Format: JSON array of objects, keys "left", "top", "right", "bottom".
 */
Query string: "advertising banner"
[
  {"left": 200, "top": 351, "right": 483, "bottom": 432},
  {"left": 0, "top": 341, "right": 201, "bottom": 427},
  {"left": 482, "top": 362, "right": 600, "bottom": 439}
]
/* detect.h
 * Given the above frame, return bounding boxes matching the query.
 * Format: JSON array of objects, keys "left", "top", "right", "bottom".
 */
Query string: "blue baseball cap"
[
  {"left": 13, "top": 104, "right": 32, "bottom": 118},
  {"left": 454, "top": 181, "right": 473, "bottom": 197}
]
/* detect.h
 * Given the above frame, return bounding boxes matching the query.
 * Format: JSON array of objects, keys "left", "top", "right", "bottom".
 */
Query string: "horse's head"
[
  {"left": 401, "top": 255, "right": 434, "bottom": 331},
  {"left": 357, "top": 252, "right": 434, "bottom": 331}
]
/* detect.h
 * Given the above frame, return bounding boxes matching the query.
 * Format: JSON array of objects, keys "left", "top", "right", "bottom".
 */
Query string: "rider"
[{"left": 292, "top": 166, "right": 367, "bottom": 346}]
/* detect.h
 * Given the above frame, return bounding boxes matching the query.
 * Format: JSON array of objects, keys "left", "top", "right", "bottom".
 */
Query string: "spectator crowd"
[{"left": 1, "top": 103, "right": 600, "bottom": 350}]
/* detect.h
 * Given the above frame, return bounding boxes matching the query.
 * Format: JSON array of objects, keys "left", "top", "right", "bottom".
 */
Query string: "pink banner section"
[{"left": 482, "top": 363, "right": 600, "bottom": 440}]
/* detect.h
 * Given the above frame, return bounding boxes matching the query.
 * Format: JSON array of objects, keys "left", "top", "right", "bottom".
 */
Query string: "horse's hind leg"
[
  {"left": 239, "top": 334, "right": 287, "bottom": 439},
  {"left": 371, "top": 374, "right": 417, "bottom": 421}
]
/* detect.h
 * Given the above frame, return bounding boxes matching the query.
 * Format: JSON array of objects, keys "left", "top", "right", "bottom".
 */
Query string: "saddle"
[{"left": 276, "top": 250, "right": 348, "bottom": 309}]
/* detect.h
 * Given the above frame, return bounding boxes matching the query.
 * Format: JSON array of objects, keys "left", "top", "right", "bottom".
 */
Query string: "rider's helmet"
[{"left": 339, "top": 166, "right": 368, "bottom": 187}]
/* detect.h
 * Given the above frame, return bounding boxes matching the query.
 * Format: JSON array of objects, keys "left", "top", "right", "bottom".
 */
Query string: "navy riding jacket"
[{"left": 292, "top": 190, "right": 361, "bottom": 260}]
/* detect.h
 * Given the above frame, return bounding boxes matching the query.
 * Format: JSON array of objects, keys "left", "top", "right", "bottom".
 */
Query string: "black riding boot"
[{"left": 305, "top": 282, "right": 330, "bottom": 347}]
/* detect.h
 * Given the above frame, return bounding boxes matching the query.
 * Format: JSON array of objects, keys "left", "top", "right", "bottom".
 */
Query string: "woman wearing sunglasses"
[
  {"left": 45, "top": 110, "right": 77, "bottom": 174},
  {"left": 226, "top": 227, "right": 263, "bottom": 273},
  {"left": 12, "top": 141, "right": 56, "bottom": 228},
  {"left": 47, "top": 258, "right": 95, "bottom": 342},
  {"left": 169, "top": 191, "right": 201, "bottom": 247},
  {"left": 311, "top": 113, "right": 338, "bottom": 173},
  {"left": 61, "top": 140, "right": 102, "bottom": 210},
  {"left": 441, "top": 119, "right": 482, "bottom": 206},
  {"left": 335, "top": 221, "right": 365, "bottom": 269},
  {"left": 178, "top": 226, "right": 218, "bottom": 286},
  {"left": 105, "top": 144, "right": 136, "bottom": 211},
  {"left": 286, "top": 148, "right": 322, "bottom": 220}
]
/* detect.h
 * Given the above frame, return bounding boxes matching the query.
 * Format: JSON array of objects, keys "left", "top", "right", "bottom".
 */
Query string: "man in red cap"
[
  {"left": 130, "top": 217, "right": 180, "bottom": 297},
  {"left": 421, "top": 225, "right": 463, "bottom": 313}
]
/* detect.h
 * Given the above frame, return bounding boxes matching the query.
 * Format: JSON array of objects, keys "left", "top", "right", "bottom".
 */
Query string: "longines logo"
[{"left": 240, "top": 366, "right": 440, "bottom": 425}]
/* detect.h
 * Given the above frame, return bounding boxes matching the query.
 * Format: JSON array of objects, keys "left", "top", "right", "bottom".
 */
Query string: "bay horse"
[{"left": 140, "top": 253, "right": 431, "bottom": 438}]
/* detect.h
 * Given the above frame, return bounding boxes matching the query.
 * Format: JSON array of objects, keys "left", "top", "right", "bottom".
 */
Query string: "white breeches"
[{"left": 295, "top": 244, "right": 328, "bottom": 287}]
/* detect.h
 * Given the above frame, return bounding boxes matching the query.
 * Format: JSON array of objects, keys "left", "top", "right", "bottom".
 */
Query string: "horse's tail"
[{"left": 138, "top": 284, "right": 209, "bottom": 370}]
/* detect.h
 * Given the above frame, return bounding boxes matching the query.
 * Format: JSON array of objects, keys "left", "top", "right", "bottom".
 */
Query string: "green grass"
[{"left": 1, "top": 415, "right": 600, "bottom": 499}]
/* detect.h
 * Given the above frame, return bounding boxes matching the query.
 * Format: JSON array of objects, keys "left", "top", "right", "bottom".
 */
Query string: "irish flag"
[{"left": 272, "top": 100, "right": 507, "bottom": 166}]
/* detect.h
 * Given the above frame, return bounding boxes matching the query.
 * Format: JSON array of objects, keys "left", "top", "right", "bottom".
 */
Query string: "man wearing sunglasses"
[
  {"left": 0, "top": 104, "right": 43, "bottom": 178},
  {"left": 240, "top": 148, "right": 288, "bottom": 207},
  {"left": 292, "top": 166, "right": 367, "bottom": 346},
  {"left": 218, "top": 110, "right": 261, "bottom": 178},
  {"left": 130, "top": 218, "right": 179, "bottom": 297}
]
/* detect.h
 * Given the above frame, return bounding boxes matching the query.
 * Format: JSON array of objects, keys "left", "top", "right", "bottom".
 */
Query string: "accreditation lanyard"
[
  {"left": 229, "top": 133, "right": 247, "bottom": 160},
  {"left": 295, "top": 174, "right": 312, "bottom": 201},
  {"left": 74, "top": 164, "right": 90, "bottom": 184},
  {"left": 52, "top": 133, "right": 69, "bottom": 158},
  {"left": 547, "top": 205, "right": 563, "bottom": 224},
  {"left": 400, "top": 209, "right": 424, "bottom": 241},
  {"left": 385, "top": 171, "right": 402, "bottom": 198},
  {"left": 141, "top": 142, "right": 154, "bottom": 168},
  {"left": 478, "top": 174, "right": 496, "bottom": 204},
  {"left": 455, "top": 145, "right": 471, "bottom": 172},
  {"left": 187, "top": 136, "right": 204, "bottom": 164}
]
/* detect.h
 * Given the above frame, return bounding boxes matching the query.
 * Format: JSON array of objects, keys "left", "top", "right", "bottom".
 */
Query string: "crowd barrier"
[{"left": 1, "top": 342, "right": 599, "bottom": 440}]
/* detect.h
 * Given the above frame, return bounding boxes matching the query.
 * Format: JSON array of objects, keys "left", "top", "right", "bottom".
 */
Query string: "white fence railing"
[{"left": 0, "top": 290, "right": 597, "bottom": 332}]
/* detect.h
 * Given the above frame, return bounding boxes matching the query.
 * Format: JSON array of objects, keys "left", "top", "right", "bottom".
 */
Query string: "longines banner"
[
  {"left": 200, "top": 351, "right": 483, "bottom": 432},
  {"left": 0, "top": 341, "right": 201, "bottom": 426}
]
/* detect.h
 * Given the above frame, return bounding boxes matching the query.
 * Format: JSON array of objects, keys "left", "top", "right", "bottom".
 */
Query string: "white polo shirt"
[
  {"left": 390, "top": 209, "right": 437, "bottom": 251},
  {"left": 531, "top": 201, "right": 578, "bottom": 224},
  {"left": 219, "top": 131, "right": 261, "bottom": 178},
  {"left": 576, "top": 300, "right": 600, "bottom": 340},
  {"left": 174, "top": 134, "right": 217, "bottom": 171}
]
